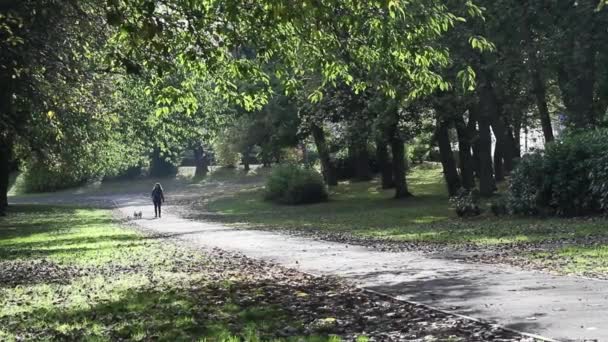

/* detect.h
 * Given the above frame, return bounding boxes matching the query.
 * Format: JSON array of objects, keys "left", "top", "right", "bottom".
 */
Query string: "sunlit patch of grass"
[
  {"left": 530, "top": 245, "right": 608, "bottom": 276},
  {"left": 0, "top": 205, "right": 345, "bottom": 341},
  {"left": 205, "top": 164, "right": 608, "bottom": 247}
]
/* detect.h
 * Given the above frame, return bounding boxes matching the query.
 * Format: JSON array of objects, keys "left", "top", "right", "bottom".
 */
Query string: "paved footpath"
[{"left": 12, "top": 193, "right": 608, "bottom": 341}]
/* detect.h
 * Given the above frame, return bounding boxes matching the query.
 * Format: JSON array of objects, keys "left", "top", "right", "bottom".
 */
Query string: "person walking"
[{"left": 151, "top": 183, "right": 165, "bottom": 218}]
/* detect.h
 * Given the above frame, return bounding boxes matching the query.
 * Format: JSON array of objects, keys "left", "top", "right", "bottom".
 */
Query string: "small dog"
[{"left": 133, "top": 211, "right": 142, "bottom": 219}]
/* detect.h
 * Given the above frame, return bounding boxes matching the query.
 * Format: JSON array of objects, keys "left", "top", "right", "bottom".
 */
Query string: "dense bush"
[
  {"left": 265, "top": 165, "right": 328, "bottom": 205},
  {"left": 213, "top": 135, "right": 239, "bottom": 168},
  {"left": 490, "top": 196, "right": 508, "bottom": 216},
  {"left": 590, "top": 154, "right": 608, "bottom": 212},
  {"left": 450, "top": 188, "right": 481, "bottom": 217},
  {"left": 508, "top": 129, "right": 608, "bottom": 216},
  {"left": 22, "top": 160, "right": 88, "bottom": 193},
  {"left": 507, "top": 152, "right": 545, "bottom": 215}
]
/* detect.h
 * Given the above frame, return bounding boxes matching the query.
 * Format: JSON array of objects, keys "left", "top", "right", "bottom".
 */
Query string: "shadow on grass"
[{"left": 1, "top": 274, "right": 347, "bottom": 341}]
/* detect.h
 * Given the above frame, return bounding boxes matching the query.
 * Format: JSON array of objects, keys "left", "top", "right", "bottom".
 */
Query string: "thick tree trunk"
[
  {"left": 531, "top": 71, "right": 554, "bottom": 143},
  {"left": 521, "top": 3, "right": 554, "bottom": 143},
  {"left": 352, "top": 143, "right": 372, "bottom": 182},
  {"left": 454, "top": 116, "right": 475, "bottom": 190},
  {"left": 390, "top": 137, "right": 412, "bottom": 199},
  {"left": 478, "top": 71, "right": 517, "bottom": 176},
  {"left": 436, "top": 120, "right": 461, "bottom": 196},
  {"left": 311, "top": 123, "right": 338, "bottom": 186},
  {"left": 0, "top": 139, "right": 11, "bottom": 215},
  {"left": 493, "top": 142, "right": 504, "bottom": 182},
  {"left": 242, "top": 152, "right": 251, "bottom": 172},
  {"left": 376, "top": 140, "right": 394, "bottom": 189},
  {"left": 512, "top": 118, "right": 522, "bottom": 158},
  {"left": 477, "top": 110, "right": 496, "bottom": 197},
  {"left": 150, "top": 148, "right": 177, "bottom": 177},
  {"left": 467, "top": 111, "right": 481, "bottom": 178},
  {"left": 556, "top": 29, "right": 598, "bottom": 128},
  {"left": 193, "top": 145, "right": 209, "bottom": 177}
]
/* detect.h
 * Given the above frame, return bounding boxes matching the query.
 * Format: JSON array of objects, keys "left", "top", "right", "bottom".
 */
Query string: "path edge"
[{"left": 110, "top": 198, "right": 561, "bottom": 342}]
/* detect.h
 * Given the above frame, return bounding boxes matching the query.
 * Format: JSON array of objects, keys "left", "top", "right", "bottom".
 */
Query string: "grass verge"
[
  {"left": 202, "top": 164, "right": 608, "bottom": 278},
  {"left": 0, "top": 205, "right": 334, "bottom": 341},
  {"left": 1, "top": 204, "right": 528, "bottom": 341}
]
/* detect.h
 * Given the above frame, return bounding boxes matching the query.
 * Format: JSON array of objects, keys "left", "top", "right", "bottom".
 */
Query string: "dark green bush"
[
  {"left": 590, "top": 154, "right": 608, "bottom": 212},
  {"left": 450, "top": 188, "right": 481, "bottom": 217},
  {"left": 490, "top": 196, "right": 508, "bottom": 216},
  {"left": 22, "top": 161, "right": 88, "bottom": 193},
  {"left": 508, "top": 129, "right": 608, "bottom": 216},
  {"left": 507, "top": 152, "right": 545, "bottom": 215},
  {"left": 265, "top": 165, "right": 328, "bottom": 205}
]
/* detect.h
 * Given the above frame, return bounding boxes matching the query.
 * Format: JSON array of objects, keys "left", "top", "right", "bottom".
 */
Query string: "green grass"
[
  {"left": 207, "top": 164, "right": 608, "bottom": 244},
  {"left": 0, "top": 205, "right": 348, "bottom": 341},
  {"left": 204, "top": 164, "right": 608, "bottom": 276}
]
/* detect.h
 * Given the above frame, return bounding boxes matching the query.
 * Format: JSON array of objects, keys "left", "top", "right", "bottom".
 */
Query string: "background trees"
[{"left": 2, "top": 0, "right": 607, "bottom": 215}]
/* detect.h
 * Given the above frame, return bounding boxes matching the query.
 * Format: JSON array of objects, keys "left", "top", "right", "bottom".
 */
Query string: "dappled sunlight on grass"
[
  {"left": 0, "top": 205, "right": 357, "bottom": 341},
  {"left": 203, "top": 163, "right": 608, "bottom": 248}
]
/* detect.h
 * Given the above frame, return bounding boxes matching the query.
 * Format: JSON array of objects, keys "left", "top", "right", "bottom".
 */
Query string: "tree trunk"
[
  {"left": 0, "top": 139, "right": 11, "bottom": 215},
  {"left": 376, "top": 139, "right": 394, "bottom": 189},
  {"left": 530, "top": 71, "right": 554, "bottom": 143},
  {"left": 513, "top": 117, "right": 522, "bottom": 158},
  {"left": 193, "top": 145, "right": 209, "bottom": 177},
  {"left": 390, "top": 137, "right": 412, "bottom": 199},
  {"left": 454, "top": 116, "right": 475, "bottom": 190},
  {"left": 556, "top": 29, "right": 598, "bottom": 128},
  {"left": 521, "top": 2, "right": 554, "bottom": 143},
  {"left": 436, "top": 120, "right": 461, "bottom": 196},
  {"left": 480, "top": 71, "right": 516, "bottom": 175},
  {"left": 493, "top": 142, "right": 504, "bottom": 182},
  {"left": 476, "top": 110, "right": 496, "bottom": 197},
  {"left": 150, "top": 148, "right": 178, "bottom": 177},
  {"left": 242, "top": 151, "right": 251, "bottom": 172},
  {"left": 467, "top": 111, "right": 481, "bottom": 179},
  {"left": 353, "top": 143, "right": 372, "bottom": 182},
  {"left": 311, "top": 123, "right": 338, "bottom": 186}
]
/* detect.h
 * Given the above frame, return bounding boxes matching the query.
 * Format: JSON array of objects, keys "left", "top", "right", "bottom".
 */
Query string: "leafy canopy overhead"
[{"left": 106, "top": 0, "right": 492, "bottom": 109}]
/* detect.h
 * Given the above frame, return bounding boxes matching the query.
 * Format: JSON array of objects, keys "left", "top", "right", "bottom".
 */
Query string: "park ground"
[
  {"left": 0, "top": 205, "right": 530, "bottom": 341},
  {"left": 4, "top": 164, "right": 608, "bottom": 340},
  {"left": 172, "top": 164, "right": 608, "bottom": 280}
]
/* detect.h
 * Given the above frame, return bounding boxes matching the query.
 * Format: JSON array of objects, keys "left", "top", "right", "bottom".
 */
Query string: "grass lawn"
[
  {"left": 203, "top": 164, "right": 608, "bottom": 277},
  {"left": 0, "top": 205, "right": 352, "bottom": 341}
]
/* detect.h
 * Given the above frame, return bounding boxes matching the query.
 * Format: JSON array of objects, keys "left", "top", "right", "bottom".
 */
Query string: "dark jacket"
[{"left": 152, "top": 188, "right": 165, "bottom": 203}]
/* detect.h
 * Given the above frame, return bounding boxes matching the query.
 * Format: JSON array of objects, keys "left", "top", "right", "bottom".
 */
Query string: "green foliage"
[
  {"left": 408, "top": 143, "right": 431, "bottom": 165},
  {"left": 507, "top": 152, "right": 545, "bottom": 215},
  {"left": 265, "top": 165, "right": 328, "bottom": 205},
  {"left": 213, "top": 132, "right": 240, "bottom": 168},
  {"left": 589, "top": 154, "right": 608, "bottom": 212},
  {"left": 407, "top": 129, "right": 433, "bottom": 164},
  {"left": 508, "top": 130, "right": 608, "bottom": 216},
  {"left": 21, "top": 160, "right": 87, "bottom": 193},
  {"left": 449, "top": 188, "right": 481, "bottom": 217},
  {"left": 490, "top": 196, "right": 508, "bottom": 217}
]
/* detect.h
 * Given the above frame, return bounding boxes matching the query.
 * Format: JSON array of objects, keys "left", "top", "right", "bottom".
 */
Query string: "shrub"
[
  {"left": 213, "top": 135, "right": 240, "bottom": 168},
  {"left": 265, "top": 165, "right": 328, "bottom": 205},
  {"left": 450, "top": 188, "right": 482, "bottom": 217},
  {"left": 490, "top": 196, "right": 508, "bottom": 216},
  {"left": 507, "top": 152, "right": 545, "bottom": 215},
  {"left": 409, "top": 143, "right": 430, "bottom": 164},
  {"left": 22, "top": 160, "right": 88, "bottom": 193},
  {"left": 507, "top": 129, "right": 608, "bottom": 216},
  {"left": 589, "top": 154, "right": 608, "bottom": 212}
]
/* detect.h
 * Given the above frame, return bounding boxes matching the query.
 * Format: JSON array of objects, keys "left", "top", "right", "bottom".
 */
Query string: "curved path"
[{"left": 11, "top": 192, "right": 608, "bottom": 342}]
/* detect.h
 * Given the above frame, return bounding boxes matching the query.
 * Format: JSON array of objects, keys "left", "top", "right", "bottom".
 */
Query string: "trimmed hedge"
[{"left": 265, "top": 164, "right": 328, "bottom": 205}]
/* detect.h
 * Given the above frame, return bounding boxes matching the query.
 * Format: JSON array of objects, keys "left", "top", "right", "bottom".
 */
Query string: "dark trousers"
[{"left": 153, "top": 201, "right": 162, "bottom": 217}]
